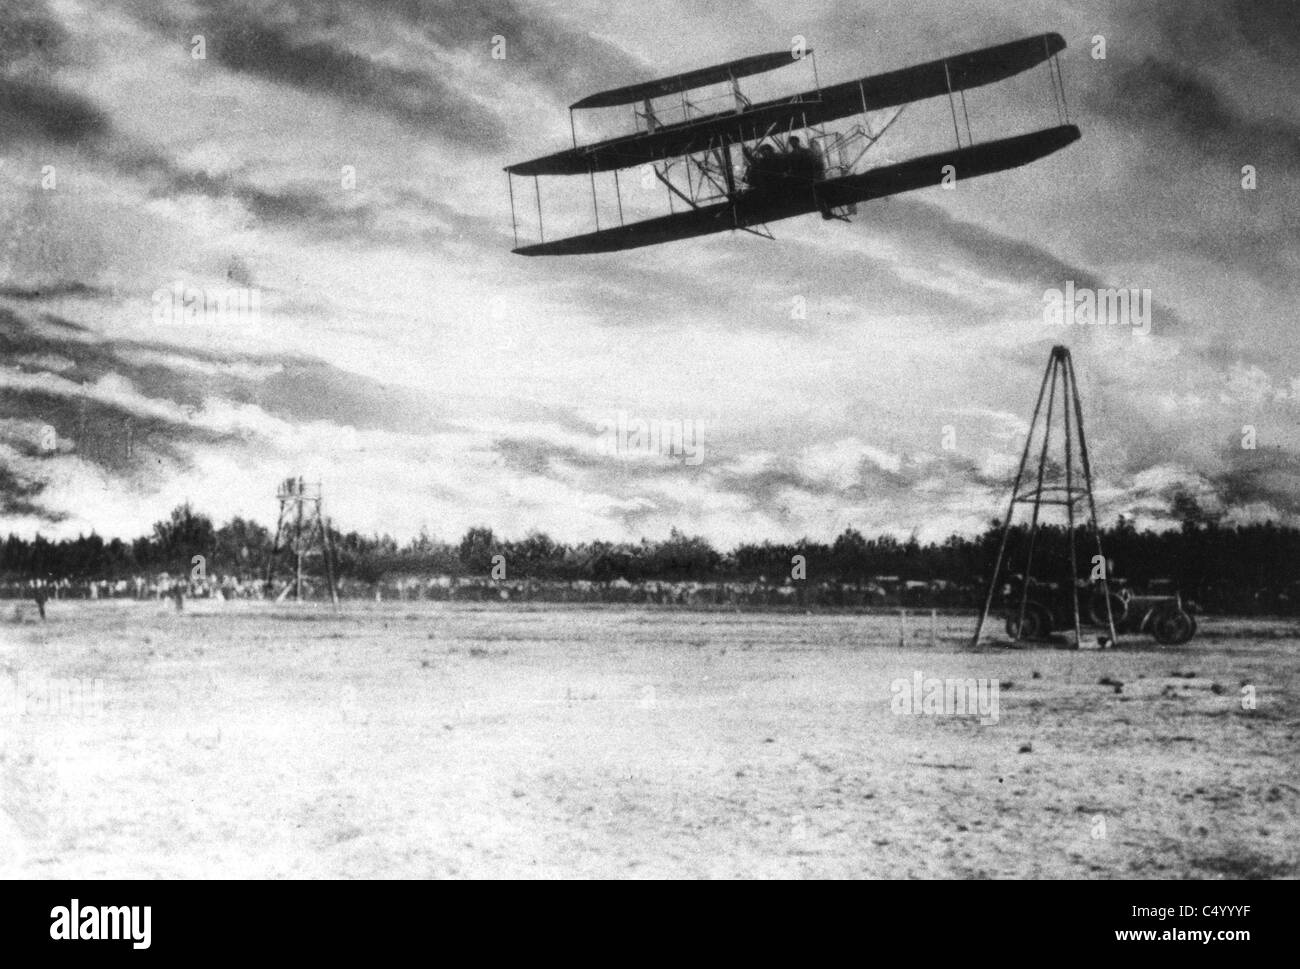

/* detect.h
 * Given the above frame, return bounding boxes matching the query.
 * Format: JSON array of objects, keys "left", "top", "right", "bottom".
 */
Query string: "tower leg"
[
  {"left": 1014, "top": 359, "right": 1060, "bottom": 641},
  {"left": 294, "top": 478, "right": 305, "bottom": 601},
  {"left": 318, "top": 512, "right": 340, "bottom": 611},
  {"left": 972, "top": 353, "right": 1053, "bottom": 647},
  {"left": 1063, "top": 359, "right": 1083, "bottom": 649},
  {"left": 265, "top": 505, "right": 284, "bottom": 597},
  {"left": 1066, "top": 353, "right": 1119, "bottom": 648}
]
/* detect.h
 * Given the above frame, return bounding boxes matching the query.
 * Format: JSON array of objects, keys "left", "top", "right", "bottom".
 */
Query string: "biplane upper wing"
[
  {"left": 508, "top": 33, "right": 1066, "bottom": 177},
  {"left": 511, "top": 124, "right": 1079, "bottom": 255},
  {"left": 570, "top": 50, "right": 804, "bottom": 109}
]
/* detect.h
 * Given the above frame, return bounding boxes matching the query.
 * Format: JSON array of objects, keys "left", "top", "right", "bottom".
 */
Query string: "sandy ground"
[{"left": 1, "top": 600, "right": 1296, "bottom": 879}]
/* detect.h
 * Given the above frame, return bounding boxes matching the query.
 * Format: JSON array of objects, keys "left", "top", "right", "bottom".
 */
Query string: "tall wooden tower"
[
  {"left": 971, "top": 345, "right": 1118, "bottom": 648},
  {"left": 265, "top": 477, "right": 339, "bottom": 606}
]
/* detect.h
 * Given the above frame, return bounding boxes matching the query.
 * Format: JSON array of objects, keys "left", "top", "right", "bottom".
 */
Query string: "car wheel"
[
  {"left": 1005, "top": 603, "right": 1051, "bottom": 641},
  {"left": 1151, "top": 609, "right": 1196, "bottom": 645},
  {"left": 1089, "top": 591, "right": 1128, "bottom": 628}
]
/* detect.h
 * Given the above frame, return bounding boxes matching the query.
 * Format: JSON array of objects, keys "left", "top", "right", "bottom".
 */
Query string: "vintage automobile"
[{"left": 1001, "top": 577, "right": 1197, "bottom": 646}]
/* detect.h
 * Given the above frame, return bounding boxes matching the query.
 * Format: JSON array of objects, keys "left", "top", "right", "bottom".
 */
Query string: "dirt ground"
[{"left": 1, "top": 600, "right": 1296, "bottom": 879}]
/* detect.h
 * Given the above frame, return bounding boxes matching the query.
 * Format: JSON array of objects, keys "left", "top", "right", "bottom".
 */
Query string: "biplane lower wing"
[
  {"left": 509, "top": 33, "right": 1066, "bottom": 177},
  {"left": 817, "top": 123, "right": 1080, "bottom": 208},
  {"left": 512, "top": 124, "right": 1079, "bottom": 256}
]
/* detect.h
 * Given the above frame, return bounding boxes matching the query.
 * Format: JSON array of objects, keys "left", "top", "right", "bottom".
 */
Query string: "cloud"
[
  {"left": 1097, "top": 57, "right": 1300, "bottom": 175},
  {"left": 0, "top": 282, "right": 105, "bottom": 301},
  {"left": 0, "top": 300, "right": 472, "bottom": 523},
  {"left": 0, "top": 77, "right": 110, "bottom": 145},
  {"left": 0, "top": 0, "right": 110, "bottom": 146},
  {"left": 1, "top": 0, "right": 1298, "bottom": 544},
  {"left": 0, "top": 453, "right": 55, "bottom": 519},
  {"left": 358, "top": 0, "right": 652, "bottom": 107},
  {"left": 120, "top": 0, "right": 508, "bottom": 148}
]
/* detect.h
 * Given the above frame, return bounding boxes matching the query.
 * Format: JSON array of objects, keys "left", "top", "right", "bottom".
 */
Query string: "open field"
[{"left": 1, "top": 601, "right": 1297, "bottom": 879}]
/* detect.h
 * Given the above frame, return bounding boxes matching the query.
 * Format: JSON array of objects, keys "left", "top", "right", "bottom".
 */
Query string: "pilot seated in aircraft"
[
  {"left": 743, "top": 143, "right": 781, "bottom": 192},
  {"left": 745, "top": 136, "right": 832, "bottom": 217}
]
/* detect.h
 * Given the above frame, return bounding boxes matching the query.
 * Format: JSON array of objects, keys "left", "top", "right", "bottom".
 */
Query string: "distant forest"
[{"left": 3, "top": 493, "right": 1300, "bottom": 613}]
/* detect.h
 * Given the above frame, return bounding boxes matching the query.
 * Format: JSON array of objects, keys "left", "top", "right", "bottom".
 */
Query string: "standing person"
[{"left": 32, "top": 580, "right": 48, "bottom": 620}]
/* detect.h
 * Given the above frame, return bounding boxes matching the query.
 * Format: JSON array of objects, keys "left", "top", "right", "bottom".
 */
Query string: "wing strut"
[
  {"left": 533, "top": 175, "right": 544, "bottom": 242},
  {"left": 1045, "top": 35, "right": 1070, "bottom": 124},
  {"left": 654, "top": 166, "right": 772, "bottom": 242},
  {"left": 654, "top": 166, "right": 699, "bottom": 209},
  {"left": 943, "top": 60, "right": 963, "bottom": 148},
  {"left": 738, "top": 223, "right": 775, "bottom": 241},
  {"left": 507, "top": 172, "right": 518, "bottom": 248}
]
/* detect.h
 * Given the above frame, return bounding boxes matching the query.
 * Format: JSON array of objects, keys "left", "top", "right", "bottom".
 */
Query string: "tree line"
[{"left": 2, "top": 496, "right": 1299, "bottom": 612}]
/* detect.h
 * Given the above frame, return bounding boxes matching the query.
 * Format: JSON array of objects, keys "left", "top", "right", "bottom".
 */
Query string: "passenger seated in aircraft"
[
  {"left": 744, "top": 137, "right": 825, "bottom": 194},
  {"left": 783, "top": 136, "right": 825, "bottom": 184}
]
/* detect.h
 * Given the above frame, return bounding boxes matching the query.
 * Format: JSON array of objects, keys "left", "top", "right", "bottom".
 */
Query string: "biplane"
[{"left": 505, "top": 33, "right": 1079, "bottom": 256}]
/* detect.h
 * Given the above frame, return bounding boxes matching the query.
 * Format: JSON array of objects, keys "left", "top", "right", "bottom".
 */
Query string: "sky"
[{"left": 0, "top": 0, "right": 1297, "bottom": 547}]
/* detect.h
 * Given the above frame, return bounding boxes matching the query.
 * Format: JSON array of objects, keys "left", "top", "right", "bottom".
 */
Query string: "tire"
[
  {"left": 1151, "top": 608, "right": 1197, "bottom": 646},
  {"left": 1005, "top": 603, "right": 1052, "bottom": 641},
  {"left": 1089, "top": 591, "right": 1128, "bottom": 628}
]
